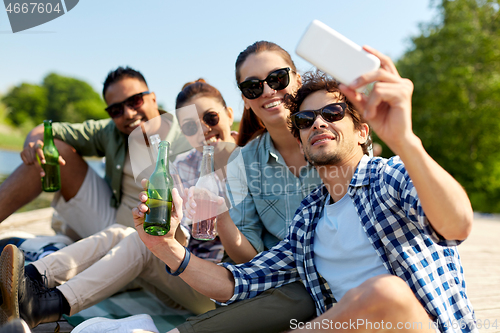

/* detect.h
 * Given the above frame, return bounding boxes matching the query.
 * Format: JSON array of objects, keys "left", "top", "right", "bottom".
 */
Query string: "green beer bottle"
[
  {"left": 41, "top": 120, "right": 61, "bottom": 192},
  {"left": 144, "top": 141, "right": 173, "bottom": 236}
]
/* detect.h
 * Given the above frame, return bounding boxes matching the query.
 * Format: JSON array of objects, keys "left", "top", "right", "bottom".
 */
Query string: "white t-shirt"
[{"left": 313, "top": 193, "right": 390, "bottom": 301}]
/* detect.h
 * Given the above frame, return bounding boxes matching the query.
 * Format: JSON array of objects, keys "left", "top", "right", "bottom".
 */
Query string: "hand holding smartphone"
[{"left": 296, "top": 20, "right": 380, "bottom": 87}]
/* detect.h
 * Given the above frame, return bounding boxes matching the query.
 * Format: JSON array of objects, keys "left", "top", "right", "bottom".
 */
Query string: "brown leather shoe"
[{"left": 0, "top": 244, "right": 24, "bottom": 324}]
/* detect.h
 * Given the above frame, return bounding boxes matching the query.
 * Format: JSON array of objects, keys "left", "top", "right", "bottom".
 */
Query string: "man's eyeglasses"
[
  {"left": 290, "top": 103, "right": 346, "bottom": 130},
  {"left": 105, "top": 91, "right": 151, "bottom": 118},
  {"left": 180, "top": 110, "right": 221, "bottom": 137},
  {"left": 238, "top": 67, "right": 291, "bottom": 100}
]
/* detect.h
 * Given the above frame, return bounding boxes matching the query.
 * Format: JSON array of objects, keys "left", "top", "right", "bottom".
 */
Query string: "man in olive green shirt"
[{"left": 0, "top": 67, "right": 190, "bottom": 239}]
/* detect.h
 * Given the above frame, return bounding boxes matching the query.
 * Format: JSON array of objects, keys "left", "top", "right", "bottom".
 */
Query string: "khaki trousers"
[{"left": 31, "top": 224, "right": 215, "bottom": 316}]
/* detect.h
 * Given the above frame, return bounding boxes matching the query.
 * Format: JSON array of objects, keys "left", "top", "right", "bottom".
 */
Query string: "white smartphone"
[{"left": 296, "top": 20, "right": 380, "bottom": 86}]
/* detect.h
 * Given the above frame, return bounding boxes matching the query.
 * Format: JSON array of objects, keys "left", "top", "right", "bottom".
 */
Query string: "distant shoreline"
[{"left": 0, "top": 146, "right": 22, "bottom": 152}]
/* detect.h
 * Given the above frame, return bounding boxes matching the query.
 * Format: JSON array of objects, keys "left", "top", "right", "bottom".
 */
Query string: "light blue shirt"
[
  {"left": 313, "top": 193, "right": 390, "bottom": 301},
  {"left": 226, "top": 132, "right": 323, "bottom": 252}
]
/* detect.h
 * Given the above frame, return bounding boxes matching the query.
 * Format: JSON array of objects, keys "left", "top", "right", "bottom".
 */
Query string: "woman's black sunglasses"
[
  {"left": 290, "top": 103, "right": 346, "bottom": 130},
  {"left": 181, "top": 111, "right": 220, "bottom": 137},
  {"left": 238, "top": 67, "right": 291, "bottom": 100},
  {"left": 105, "top": 91, "right": 151, "bottom": 118}
]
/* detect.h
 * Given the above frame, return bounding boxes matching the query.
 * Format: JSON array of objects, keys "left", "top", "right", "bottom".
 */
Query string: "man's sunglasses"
[
  {"left": 238, "top": 67, "right": 291, "bottom": 100},
  {"left": 290, "top": 103, "right": 346, "bottom": 130},
  {"left": 181, "top": 111, "right": 220, "bottom": 137},
  {"left": 105, "top": 91, "right": 151, "bottom": 118}
]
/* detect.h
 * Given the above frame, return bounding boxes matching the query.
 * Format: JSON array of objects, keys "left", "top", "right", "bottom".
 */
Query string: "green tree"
[
  {"left": 397, "top": 0, "right": 500, "bottom": 212},
  {"left": 2, "top": 83, "right": 48, "bottom": 126},
  {"left": 43, "top": 73, "right": 108, "bottom": 122},
  {"left": 1, "top": 73, "right": 108, "bottom": 127}
]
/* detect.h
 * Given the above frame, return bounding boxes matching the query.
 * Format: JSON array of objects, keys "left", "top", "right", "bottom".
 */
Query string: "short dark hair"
[
  {"left": 284, "top": 71, "right": 371, "bottom": 155},
  {"left": 102, "top": 66, "right": 148, "bottom": 99}
]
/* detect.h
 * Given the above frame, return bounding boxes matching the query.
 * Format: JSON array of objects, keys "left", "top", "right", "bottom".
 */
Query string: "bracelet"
[{"left": 165, "top": 247, "right": 191, "bottom": 276}]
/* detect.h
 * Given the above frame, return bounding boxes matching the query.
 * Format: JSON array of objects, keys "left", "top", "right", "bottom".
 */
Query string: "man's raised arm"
[{"left": 341, "top": 46, "right": 473, "bottom": 241}]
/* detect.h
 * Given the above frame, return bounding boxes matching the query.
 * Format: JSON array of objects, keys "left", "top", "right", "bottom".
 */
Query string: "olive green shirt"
[{"left": 51, "top": 111, "right": 190, "bottom": 208}]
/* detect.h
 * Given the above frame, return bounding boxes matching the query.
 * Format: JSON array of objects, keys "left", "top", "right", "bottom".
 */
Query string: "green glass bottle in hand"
[
  {"left": 41, "top": 120, "right": 61, "bottom": 192},
  {"left": 144, "top": 141, "right": 173, "bottom": 236}
]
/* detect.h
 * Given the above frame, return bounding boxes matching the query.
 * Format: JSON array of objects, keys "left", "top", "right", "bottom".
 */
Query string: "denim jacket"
[{"left": 226, "top": 132, "right": 323, "bottom": 252}]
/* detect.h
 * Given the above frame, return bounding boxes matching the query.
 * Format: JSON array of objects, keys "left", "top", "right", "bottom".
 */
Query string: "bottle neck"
[
  {"left": 43, "top": 123, "right": 54, "bottom": 145},
  {"left": 156, "top": 143, "right": 170, "bottom": 171},
  {"left": 199, "top": 149, "right": 214, "bottom": 177}
]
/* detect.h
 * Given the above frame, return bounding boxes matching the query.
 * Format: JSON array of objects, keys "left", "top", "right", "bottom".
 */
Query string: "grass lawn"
[
  {"left": 231, "top": 121, "right": 240, "bottom": 132},
  {"left": 0, "top": 130, "right": 25, "bottom": 151},
  {"left": 0, "top": 104, "right": 28, "bottom": 151}
]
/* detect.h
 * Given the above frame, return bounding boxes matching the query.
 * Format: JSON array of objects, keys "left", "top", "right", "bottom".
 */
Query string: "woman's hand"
[{"left": 185, "top": 186, "right": 227, "bottom": 221}]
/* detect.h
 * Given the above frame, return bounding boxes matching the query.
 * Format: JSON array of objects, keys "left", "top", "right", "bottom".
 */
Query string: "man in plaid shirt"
[{"left": 134, "top": 47, "right": 475, "bottom": 332}]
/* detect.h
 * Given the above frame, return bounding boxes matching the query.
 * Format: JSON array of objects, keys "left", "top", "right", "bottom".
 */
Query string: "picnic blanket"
[
  {"left": 0, "top": 232, "right": 194, "bottom": 331},
  {"left": 63, "top": 289, "right": 194, "bottom": 332}
]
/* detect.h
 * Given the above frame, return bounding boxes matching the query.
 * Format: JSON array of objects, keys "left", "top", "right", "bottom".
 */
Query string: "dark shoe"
[
  {"left": 0, "top": 318, "right": 31, "bottom": 333},
  {"left": 0, "top": 237, "right": 26, "bottom": 254},
  {"left": 0, "top": 243, "right": 24, "bottom": 324},
  {"left": 0, "top": 245, "right": 63, "bottom": 329}
]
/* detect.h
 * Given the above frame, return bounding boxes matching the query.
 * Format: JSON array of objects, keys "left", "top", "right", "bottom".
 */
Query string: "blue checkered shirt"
[{"left": 219, "top": 155, "right": 477, "bottom": 332}]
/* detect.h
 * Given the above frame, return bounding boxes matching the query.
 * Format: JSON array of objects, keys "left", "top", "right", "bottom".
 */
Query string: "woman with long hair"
[
  {"left": 194, "top": 41, "right": 322, "bottom": 263},
  {"left": 173, "top": 78, "right": 238, "bottom": 263}
]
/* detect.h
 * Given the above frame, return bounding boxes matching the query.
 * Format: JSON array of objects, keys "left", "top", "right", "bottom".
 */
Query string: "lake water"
[{"left": 0, "top": 149, "right": 105, "bottom": 179}]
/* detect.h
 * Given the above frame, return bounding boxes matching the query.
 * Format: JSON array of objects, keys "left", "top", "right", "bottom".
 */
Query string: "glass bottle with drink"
[
  {"left": 150, "top": 134, "right": 186, "bottom": 201},
  {"left": 41, "top": 120, "right": 61, "bottom": 192},
  {"left": 192, "top": 145, "right": 218, "bottom": 241},
  {"left": 144, "top": 141, "right": 173, "bottom": 236}
]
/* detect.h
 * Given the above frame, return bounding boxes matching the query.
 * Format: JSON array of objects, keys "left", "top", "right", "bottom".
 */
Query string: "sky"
[{"left": 0, "top": 0, "right": 440, "bottom": 121}]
